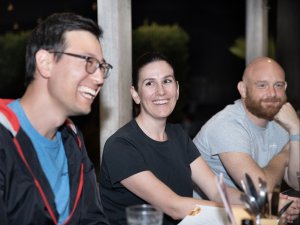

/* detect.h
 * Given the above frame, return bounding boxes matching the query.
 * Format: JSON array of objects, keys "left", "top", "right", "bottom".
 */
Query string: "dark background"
[
  {"left": 1, "top": 0, "right": 298, "bottom": 172},
  {"left": 0, "top": 0, "right": 277, "bottom": 135}
]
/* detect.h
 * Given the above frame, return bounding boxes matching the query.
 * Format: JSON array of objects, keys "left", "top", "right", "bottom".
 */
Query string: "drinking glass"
[{"left": 126, "top": 204, "right": 163, "bottom": 225}]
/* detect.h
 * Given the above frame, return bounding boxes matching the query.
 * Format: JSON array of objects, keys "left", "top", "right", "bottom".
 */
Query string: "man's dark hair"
[{"left": 25, "top": 12, "right": 103, "bottom": 86}]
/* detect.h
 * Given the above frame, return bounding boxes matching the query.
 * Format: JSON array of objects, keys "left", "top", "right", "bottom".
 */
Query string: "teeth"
[
  {"left": 82, "top": 92, "right": 92, "bottom": 99},
  {"left": 78, "top": 86, "right": 96, "bottom": 98},
  {"left": 153, "top": 100, "right": 168, "bottom": 105}
]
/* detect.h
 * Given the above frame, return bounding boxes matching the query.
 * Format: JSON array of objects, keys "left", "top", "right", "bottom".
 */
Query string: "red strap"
[
  {"left": 1, "top": 101, "right": 85, "bottom": 224},
  {"left": 62, "top": 163, "right": 84, "bottom": 225},
  {"left": 13, "top": 138, "right": 58, "bottom": 224},
  {"left": 13, "top": 137, "right": 84, "bottom": 225}
]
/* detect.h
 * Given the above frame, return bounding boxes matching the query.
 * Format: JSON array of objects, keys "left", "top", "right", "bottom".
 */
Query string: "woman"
[{"left": 99, "top": 52, "right": 241, "bottom": 225}]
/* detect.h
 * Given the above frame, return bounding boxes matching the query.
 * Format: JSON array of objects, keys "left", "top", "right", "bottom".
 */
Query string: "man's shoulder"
[
  {"left": 204, "top": 100, "right": 246, "bottom": 129},
  {"left": 193, "top": 100, "right": 249, "bottom": 145}
]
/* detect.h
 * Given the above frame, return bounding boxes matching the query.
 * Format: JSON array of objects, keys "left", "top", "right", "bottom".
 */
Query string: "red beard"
[{"left": 244, "top": 91, "right": 287, "bottom": 121}]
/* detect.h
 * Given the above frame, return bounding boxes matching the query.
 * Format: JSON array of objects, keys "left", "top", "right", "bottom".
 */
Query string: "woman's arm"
[
  {"left": 121, "top": 170, "right": 221, "bottom": 220},
  {"left": 191, "top": 157, "right": 243, "bottom": 204}
]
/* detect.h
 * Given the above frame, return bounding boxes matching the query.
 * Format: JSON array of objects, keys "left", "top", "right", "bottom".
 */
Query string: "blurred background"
[{"left": 0, "top": 0, "right": 299, "bottom": 171}]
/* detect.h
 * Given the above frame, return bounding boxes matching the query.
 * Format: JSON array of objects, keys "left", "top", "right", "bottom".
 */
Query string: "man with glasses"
[
  {"left": 193, "top": 57, "right": 300, "bottom": 223},
  {"left": 0, "top": 12, "right": 111, "bottom": 224}
]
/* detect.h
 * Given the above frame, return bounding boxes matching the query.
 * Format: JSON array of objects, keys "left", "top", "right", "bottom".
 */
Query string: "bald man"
[{"left": 193, "top": 57, "right": 300, "bottom": 223}]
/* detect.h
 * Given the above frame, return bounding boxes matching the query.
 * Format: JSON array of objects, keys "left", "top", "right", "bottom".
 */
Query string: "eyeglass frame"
[{"left": 49, "top": 51, "right": 113, "bottom": 79}]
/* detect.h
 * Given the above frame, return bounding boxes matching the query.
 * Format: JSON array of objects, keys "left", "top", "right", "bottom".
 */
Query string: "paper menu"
[{"left": 178, "top": 205, "right": 229, "bottom": 225}]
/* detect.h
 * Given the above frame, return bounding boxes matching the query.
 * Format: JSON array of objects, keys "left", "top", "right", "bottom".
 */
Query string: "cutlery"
[
  {"left": 271, "top": 183, "right": 281, "bottom": 216},
  {"left": 277, "top": 200, "right": 293, "bottom": 219},
  {"left": 241, "top": 180, "right": 251, "bottom": 196},
  {"left": 257, "top": 178, "right": 267, "bottom": 216},
  {"left": 245, "top": 173, "right": 258, "bottom": 200},
  {"left": 240, "top": 193, "right": 261, "bottom": 225}
]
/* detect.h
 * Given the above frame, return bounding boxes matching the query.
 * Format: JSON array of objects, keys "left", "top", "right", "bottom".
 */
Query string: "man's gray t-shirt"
[{"left": 193, "top": 99, "right": 289, "bottom": 189}]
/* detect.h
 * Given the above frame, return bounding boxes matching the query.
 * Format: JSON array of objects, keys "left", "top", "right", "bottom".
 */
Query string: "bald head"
[
  {"left": 237, "top": 56, "right": 287, "bottom": 121},
  {"left": 242, "top": 57, "right": 285, "bottom": 83}
]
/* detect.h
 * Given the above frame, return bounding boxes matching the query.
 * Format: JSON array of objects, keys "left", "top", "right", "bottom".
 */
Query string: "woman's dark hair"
[
  {"left": 25, "top": 12, "right": 103, "bottom": 86},
  {"left": 132, "top": 51, "right": 175, "bottom": 116},
  {"left": 132, "top": 51, "right": 174, "bottom": 90}
]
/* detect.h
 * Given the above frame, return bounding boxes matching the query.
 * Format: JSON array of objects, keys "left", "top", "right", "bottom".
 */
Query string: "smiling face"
[
  {"left": 238, "top": 58, "right": 287, "bottom": 120},
  {"left": 48, "top": 30, "right": 105, "bottom": 116},
  {"left": 131, "top": 60, "right": 179, "bottom": 121}
]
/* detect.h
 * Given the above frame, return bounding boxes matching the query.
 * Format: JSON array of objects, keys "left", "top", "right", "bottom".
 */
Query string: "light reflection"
[
  {"left": 7, "top": 3, "right": 14, "bottom": 11},
  {"left": 13, "top": 22, "right": 19, "bottom": 30},
  {"left": 92, "top": 2, "right": 97, "bottom": 11}
]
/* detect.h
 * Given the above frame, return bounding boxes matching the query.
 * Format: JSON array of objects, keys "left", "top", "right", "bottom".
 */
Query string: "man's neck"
[{"left": 20, "top": 92, "right": 66, "bottom": 140}]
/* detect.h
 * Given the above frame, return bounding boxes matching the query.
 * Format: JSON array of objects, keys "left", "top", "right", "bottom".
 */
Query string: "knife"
[
  {"left": 245, "top": 173, "right": 258, "bottom": 200},
  {"left": 277, "top": 200, "right": 293, "bottom": 219}
]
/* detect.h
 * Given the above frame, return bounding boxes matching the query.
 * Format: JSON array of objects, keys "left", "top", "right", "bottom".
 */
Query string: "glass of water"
[{"left": 126, "top": 204, "right": 163, "bottom": 225}]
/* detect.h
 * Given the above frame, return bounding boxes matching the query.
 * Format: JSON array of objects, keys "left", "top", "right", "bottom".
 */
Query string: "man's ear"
[
  {"left": 237, "top": 81, "right": 246, "bottom": 98},
  {"left": 284, "top": 81, "right": 287, "bottom": 91},
  {"left": 130, "top": 86, "right": 140, "bottom": 104},
  {"left": 35, "top": 49, "right": 52, "bottom": 78}
]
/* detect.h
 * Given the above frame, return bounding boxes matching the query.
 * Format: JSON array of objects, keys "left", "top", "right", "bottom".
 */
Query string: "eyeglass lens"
[{"left": 86, "top": 59, "right": 111, "bottom": 78}]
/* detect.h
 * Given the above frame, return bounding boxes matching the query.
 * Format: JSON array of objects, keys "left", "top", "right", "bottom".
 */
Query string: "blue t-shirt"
[{"left": 9, "top": 100, "right": 70, "bottom": 224}]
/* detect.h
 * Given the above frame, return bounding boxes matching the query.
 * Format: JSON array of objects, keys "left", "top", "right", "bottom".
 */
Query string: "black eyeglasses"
[{"left": 49, "top": 51, "right": 113, "bottom": 79}]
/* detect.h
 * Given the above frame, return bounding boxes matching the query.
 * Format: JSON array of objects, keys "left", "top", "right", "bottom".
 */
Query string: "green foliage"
[
  {"left": 229, "top": 36, "right": 276, "bottom": 59},
  {"left": 229, "top": 37, "right": 246, "bottom": 59},
  {"left": 0, "top": 31, "right": 30, "bottom": 98},
  {"left": 132, "top": 22, "right": 190, "bottom": 122},
  {"left": 268, "top": 36, "right": 276, "bottom": 58}
]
